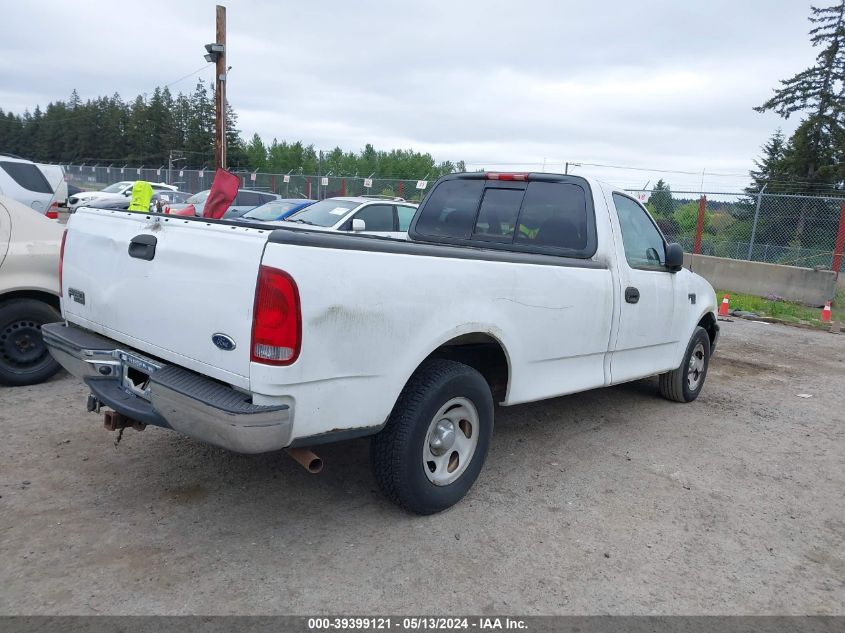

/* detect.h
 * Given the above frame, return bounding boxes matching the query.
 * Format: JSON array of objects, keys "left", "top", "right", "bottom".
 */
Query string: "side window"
[
  {"left": 472, "top": 188, "right": 524, "bottom": 242},
  {"left": 613, "top": 193, "right": 666, "bottom": 269},
  {"left": 236, "top": 192, "right": 261, "bottom": 206},
  {"left": 414, "top": 179, "right": 484, "bottom": 238},
  {"left": 0, "top": 161, "right": 53, "bottom": 194},
  {"left": 396, "top": 205, "right": 416, "bottom": 231},
  {"left": 515, "top": 182, "right": 587, "bottom": 250},
  {"left": 259, "top": 193, "right": 276, "bottom": 204},
  {"left": 354, "top": 204, "right": 395, "bottom": 231}
]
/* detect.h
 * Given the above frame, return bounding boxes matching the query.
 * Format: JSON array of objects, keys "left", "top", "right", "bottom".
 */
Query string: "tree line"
[{"left": 0, "top": 80, "right": 463, "bottom": 179}]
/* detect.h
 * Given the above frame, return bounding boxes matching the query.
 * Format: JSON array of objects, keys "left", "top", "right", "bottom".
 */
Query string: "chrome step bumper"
[{"left": 42, "top": 322, "right": 292, "bottom": 454}]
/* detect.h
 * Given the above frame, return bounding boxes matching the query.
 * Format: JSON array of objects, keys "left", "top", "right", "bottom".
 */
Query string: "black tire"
[
  {"left": 659, "top": 326, "right": 711, "bottom": 403},
  {"left": 0, "top": 299, "right": 62, "bottom": 386},
  {"left": 371, "top": 358, "right": 494, "bottom": 515}
]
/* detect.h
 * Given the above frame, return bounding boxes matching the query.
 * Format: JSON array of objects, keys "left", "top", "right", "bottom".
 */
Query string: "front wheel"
[
  {"left": 0, "top": 299, "right": 62, "bottom": 386},
  {"left": 659, "top": 326, "right": 711, "bottom": 403},
  {"left": 371, "top": 359, "right": 494, "bottom": 514}
]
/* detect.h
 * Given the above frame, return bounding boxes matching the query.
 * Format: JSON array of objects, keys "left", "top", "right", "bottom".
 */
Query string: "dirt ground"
[{"left": 0, "top": 318, "right": 843, "bottom": 615}]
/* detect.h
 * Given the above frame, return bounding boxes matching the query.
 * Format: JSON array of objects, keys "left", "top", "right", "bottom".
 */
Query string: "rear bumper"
[{"left": 42, "top": 322, "right": 292, "bottom": 454}]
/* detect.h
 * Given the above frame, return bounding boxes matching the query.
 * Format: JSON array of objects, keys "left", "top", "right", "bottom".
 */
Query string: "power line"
[
  {"left": 0, "top": 63, "right": 213, "bottom": 127},
  {"left": 162, "top": 63, "right": 212, "bottom": 89}
]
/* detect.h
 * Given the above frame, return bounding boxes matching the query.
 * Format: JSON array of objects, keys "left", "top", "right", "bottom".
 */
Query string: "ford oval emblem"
[{"left": 212, "top": 333, "right": 237, "bottom": 351}]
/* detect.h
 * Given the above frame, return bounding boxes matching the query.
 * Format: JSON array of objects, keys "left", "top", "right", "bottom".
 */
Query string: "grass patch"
[{"left": 717, "top": 288, "right": 844, "bottom": 328}]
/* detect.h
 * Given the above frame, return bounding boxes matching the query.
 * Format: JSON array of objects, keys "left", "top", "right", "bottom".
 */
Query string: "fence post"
[
  {"left": 747, "top": 188, "right": 765, "bottom": 261},
  {"left": 341, "top": 178, "right": 346, "bottom": 196},
  {"left": 398, "top": 182, "right": 405, "bottom": 199},
  {"left": 693, "top": 195, "right": 706, "bottom": 254},
  {"left": 305, "top": 176, "right": 311, "bottom": 199},
  {"left": 271, "top": 175, "right": 276, "bottom": 194},
  {"left": 832, "top": 200, "right": 845, "bottom": 276}
]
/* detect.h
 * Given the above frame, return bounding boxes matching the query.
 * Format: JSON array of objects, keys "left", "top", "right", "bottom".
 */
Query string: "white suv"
[
  {"left": 68, "top": 181, "right": 178, "bottom": 211},
  {"left": 0, "top": 155, "right": 62, "bottom": 215}
]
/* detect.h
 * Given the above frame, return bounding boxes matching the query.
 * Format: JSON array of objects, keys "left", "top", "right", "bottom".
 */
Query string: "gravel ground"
[{"left": 0, "top": 318, "right": 843, "bottom": 615}]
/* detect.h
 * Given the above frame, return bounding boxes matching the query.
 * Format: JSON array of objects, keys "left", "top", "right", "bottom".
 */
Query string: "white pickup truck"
[{"left": 44, "top": 172, "right": 718, "bottom": 514}]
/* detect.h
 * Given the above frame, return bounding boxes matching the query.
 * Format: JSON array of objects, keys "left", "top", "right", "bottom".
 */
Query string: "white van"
[{"left": 0, "top": 155, "right": 62, "bottom": 216}]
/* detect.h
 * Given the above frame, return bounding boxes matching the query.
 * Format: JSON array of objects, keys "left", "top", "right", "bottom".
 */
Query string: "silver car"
[{"left": 283, "top": 196, "right": 417, "bottom": 238}]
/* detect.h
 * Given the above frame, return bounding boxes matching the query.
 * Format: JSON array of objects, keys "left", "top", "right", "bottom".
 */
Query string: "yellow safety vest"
[{"left": 128, "top": 181, "right": 154, "bottom": 212}]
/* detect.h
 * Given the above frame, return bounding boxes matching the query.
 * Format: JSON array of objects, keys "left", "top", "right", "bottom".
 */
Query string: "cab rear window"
[{"left": 412, "top": 177, "right": 594, "bottom": 257}]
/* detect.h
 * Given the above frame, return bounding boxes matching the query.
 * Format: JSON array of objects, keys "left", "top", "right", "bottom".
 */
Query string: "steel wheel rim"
[
  {"left": 422, "top": 397, "right": 480, "bottom": 486},
  {"left": 687, "top": 342, "right": 706, "bottom": 391},
  {"left": 1, "top": 319, "right": 48, "bottom": 369}
]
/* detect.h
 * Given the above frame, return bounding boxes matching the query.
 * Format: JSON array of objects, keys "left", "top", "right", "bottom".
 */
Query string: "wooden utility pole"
[{"left": 214, "top": 5, "right": 227, "bottom": 170}]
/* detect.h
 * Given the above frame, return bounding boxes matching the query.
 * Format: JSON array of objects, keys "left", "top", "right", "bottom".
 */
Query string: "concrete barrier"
[{"left": 683, "top": 253, "right": 837, "bottom": 306}]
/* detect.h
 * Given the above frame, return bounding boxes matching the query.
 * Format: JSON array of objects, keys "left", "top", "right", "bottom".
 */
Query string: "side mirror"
[
  {"left": 665, "top": 242, "right": 684, "bottom": 272},
  {"left": 123, "top": 190, "right": 132, "bottom": 197},
  {"left": 351, "top": 218, "right": 366, "bottom": 232}
]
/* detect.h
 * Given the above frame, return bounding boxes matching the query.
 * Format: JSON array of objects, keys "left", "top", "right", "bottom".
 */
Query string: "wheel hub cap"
[
  {"left": 422, "top": 397, "right": 480, "bottom": 486},
  {"left": 687, "top": 342, "right": 706, "bottom": 391},
  {"left": 429, "top": 420, "right": 456, "bottom": 456}
]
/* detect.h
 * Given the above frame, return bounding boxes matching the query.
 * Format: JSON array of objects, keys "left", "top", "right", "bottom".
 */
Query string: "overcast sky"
[{"left": 1, "top": 0, "right": 817, "bottom": 191}]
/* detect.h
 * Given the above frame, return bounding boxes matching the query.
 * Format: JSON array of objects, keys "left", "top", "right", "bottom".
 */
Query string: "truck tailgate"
[{"left": 61, "top": 209, "right": 268, "bottom": 388}]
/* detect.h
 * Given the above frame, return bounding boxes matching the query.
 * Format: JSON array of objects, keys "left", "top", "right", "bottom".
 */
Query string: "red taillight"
[
  {"left": 251, "top": 266, "right": 301, "bottom": 365},
  {"left": 485, "top": 172, "right": 529, "bottom": 181},
  {"left": 59, "top": 229, "right": 68, "bottom": 296},
  {"left": 46, "top": 209, "right": 59, "bottom": 220}
]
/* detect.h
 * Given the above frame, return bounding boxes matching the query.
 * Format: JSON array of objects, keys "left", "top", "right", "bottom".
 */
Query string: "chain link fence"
[
  {"left": 60, "top": 165, "right": 845, "bottom": 271},
  {"left": 625, "top": 189, "right": 845, "bottom": 271},
  {"left": 63, "top": 165, "right": 431, "bottom": 202}
]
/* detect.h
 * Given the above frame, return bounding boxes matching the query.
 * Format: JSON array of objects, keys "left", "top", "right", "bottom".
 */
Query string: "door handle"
[
  {"left": 128, "top": 234, "right": 157, "bottom": 261},
  {"left": 625, "top": 286, "right": 640, "bottom": 304}
]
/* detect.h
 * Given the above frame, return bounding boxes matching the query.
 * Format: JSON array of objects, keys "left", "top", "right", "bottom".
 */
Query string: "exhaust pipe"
[
  {"left": 103, "top": 410, "right": 146, "bottom": 432},
  {"left": 285, "top": 447, "right": 323, "bottom": 474}
]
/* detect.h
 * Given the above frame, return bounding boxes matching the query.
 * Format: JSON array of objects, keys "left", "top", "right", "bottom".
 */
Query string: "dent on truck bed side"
[{"left": 256, "top": 232, "right": 614, "bottom": 443}]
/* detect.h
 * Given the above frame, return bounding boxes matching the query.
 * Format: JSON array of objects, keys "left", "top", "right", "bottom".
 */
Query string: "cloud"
[{"left": 0, "top": 0, "right": 817, "bottom": 190}]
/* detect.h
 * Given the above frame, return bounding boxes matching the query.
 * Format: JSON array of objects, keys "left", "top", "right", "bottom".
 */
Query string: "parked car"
[
  {"left": 45, "top": 172, "right": 719, "bottom": 514},
  {"left": 282, "top": 196, "right": 417, "bottom": 238},
  {"left": 240, "top": 199, "right": 317, "bottom": 222},
  {"left": 0, "top": 155, "right": 62, "bottom": 215},
  {"left": 82, "top": 190, "right": 192, "bottom": 213},
  {"left": 68, "top": 181, "right": 178, "bottom": 212},
  {"left": 0, "top": 195, "right": 63, "bottom": 385},
  {"left": 167, "top": 189, "right": 281, "bottom": 218}
]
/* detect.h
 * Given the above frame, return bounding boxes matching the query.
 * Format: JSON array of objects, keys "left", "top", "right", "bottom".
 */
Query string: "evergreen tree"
[
  {"left": 752, "top": 2, "right": 845, "bottom": 252},
  {"left": 0, "top": 84, "right": 466, "bottom": 179},
  {"left": 245, "top": 133, "right": 267, "bottom": 171},
  {"left": 185, "top": 80, "right": 214, "bottom": 165},
  {"left": 649, "top": 179, "right": 674, "bottom": 218},
  {"left": 748, "top": 130, "right": 787, "bottom": 190},
  {"left": 755, "top": 2, "right": 845, "bottom": 185}
]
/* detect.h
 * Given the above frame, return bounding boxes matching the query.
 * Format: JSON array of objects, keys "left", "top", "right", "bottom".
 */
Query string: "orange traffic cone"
[
  {"left": 718, "top": 294, "right": 731, "bottom": 317},
  {"left": 821, "top": 301, "right": 832, "bottom": 323}
]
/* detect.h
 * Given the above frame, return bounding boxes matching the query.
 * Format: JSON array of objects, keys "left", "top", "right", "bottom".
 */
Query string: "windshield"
[
  {"left": 286, "top": 199, "right": 358, "bottom": 227},
  {"left": 186, "top": 190, "right": 210, "bottom": 204},
  {"left": 243, "top": 201, "right": 300, "bottom": 221},
  {"left": 102, "top": 182, "right": 131, "bottom": 193}
]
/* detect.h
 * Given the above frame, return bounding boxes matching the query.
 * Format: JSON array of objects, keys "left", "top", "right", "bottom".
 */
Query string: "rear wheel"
[
  {"left": 659, "top": 326, "right": 711, "bottom": 403},
  {"left": 371, "top": 359, "right": 494, "bottom": 514},
  {"left": 0, "top": 299, "right": 62, "bottom": 386}
]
